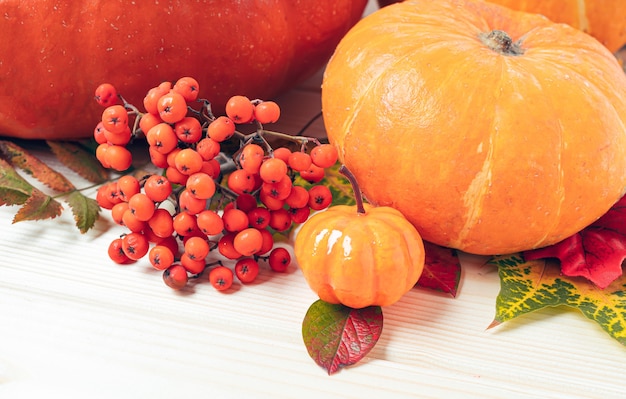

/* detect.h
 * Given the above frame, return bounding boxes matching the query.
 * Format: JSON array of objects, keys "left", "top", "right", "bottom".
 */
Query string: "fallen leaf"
[
  {"left": 489, "top": 254, "right": 626, "bottom": 345},
  {"left": 417, "top": 241, "right": 461, "bottom": 296},
  {"left": 302, "top": 300, "right": 383, "bottom": 375},
  {"left": 65, "top": 191, "right": 101, "bottom": 233},
  {"left": 0, "top": 157, "right": 33, "bottom": 206},
  {"left": 523, "top": 195, "right": 626, "bottom": 288},
  {"left": 46, "top": 141, "right": 108, "bottom": 184},
  {"left": 0, "top": 140, "right": 75, "bottom": 193},
  {"left": 13, "top": 189, "right": 63, "bottom": 223}
]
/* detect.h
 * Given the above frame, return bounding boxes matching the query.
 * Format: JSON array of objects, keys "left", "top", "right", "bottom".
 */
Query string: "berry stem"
[
  {"left": 339, "top": 165, "right": 366, "bottom": 214},
  {"left": 261, "top": 129, "right": 322, "bottom": 147}
]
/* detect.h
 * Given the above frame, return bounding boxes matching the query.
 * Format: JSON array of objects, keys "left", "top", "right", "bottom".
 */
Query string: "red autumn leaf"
[
  {"left": 13, "top": 188, "right": 63, "bottom": 223},
  {"left": 417, "top": 241, "right": 461, "bottom": 296},
  {"left": 523, "top": 195, "right": 626, "bottom": 289},
  {"left": 302, "top": 300, "right": 383, "bottom": 375},
  {"left": 46, "top": 141, "right": 108, "bottom": 184},
  {"left": 0, "top": 140, "right": 75, "bottom": 193}
]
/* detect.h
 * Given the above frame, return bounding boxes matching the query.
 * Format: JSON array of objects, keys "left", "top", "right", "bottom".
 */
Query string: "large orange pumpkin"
[
  {"left": 322, "top": 0, "right": 626, "bottom": 255},
  {"left": 0, "top": 0, "right": 367, "bottom": 140},
  {"left": 377, "top": 0, "right": 626, "bottom": 53}
]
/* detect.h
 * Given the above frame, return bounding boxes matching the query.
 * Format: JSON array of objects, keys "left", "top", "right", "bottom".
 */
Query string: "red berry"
[
  {"left": 163, "top": 264, "right": 188, "bottom": 290},
  {"left": 235, "top": 258, "right": 260, "bottom": 284},
  {"left": 209, "top": 266, "right": 234, "bottom": 291},
  {"left": 268, "top": 247, "right": 291, "bottom": 272}
]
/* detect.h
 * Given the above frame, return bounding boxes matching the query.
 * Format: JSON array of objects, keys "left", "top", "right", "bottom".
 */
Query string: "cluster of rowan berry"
[{"left": 93, "top": 77, "right": 337, "bottom": 292}]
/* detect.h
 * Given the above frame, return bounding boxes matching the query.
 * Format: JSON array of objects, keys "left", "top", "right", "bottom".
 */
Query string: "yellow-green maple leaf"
[{"left": 489, "top": 254, "right": 626, "bottom": 345}]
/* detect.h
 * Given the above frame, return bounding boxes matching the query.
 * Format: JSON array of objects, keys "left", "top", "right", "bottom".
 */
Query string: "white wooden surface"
[{"left": 2, "top": 1, "right": 626, "bottom": 397}]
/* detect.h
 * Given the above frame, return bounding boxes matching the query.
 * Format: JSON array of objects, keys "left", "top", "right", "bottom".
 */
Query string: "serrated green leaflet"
[
  {"left": 0, "top": 157, "right": 33, "bottom": 205},
  {"left": 65, "top": 191, "right": 101, "bottom": 233},
  {"left": 490, "top": 254, "right": 626, "bottom": 345}
]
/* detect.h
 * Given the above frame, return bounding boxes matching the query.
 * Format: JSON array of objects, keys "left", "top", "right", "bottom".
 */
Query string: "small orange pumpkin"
[
  {"left": 377, "top": 0, "right": 626, "bottom": 53},
  {"left": 294, "top": 167, "right": 425, "bottom": 309},
  {"left": 322, "top": 0, "right": 626, "bottom": 255}
]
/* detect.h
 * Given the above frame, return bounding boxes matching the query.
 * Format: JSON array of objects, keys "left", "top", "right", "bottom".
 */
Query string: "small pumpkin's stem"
[
  {"left": 339, "top": 165, "right": 366, "bottom": 214},
  {"left": 479, "top": 30, "right": 524, "bottom": 56}
]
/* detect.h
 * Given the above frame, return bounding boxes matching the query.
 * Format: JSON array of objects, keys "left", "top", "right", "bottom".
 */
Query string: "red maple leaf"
[
  {"left": 523, "top": 195, "right": 626, "bottom": 289},
  {"left": 417, "top": 241, "right": 461, "bottom": 297}
]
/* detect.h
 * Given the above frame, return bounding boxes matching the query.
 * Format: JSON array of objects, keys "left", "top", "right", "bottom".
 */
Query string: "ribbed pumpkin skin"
[
  {"left": 378, "top": 0, "right": 626, "bottom": 53},
  {"left": 294, "top": 204, "right": 425, "bottom": 309},
  {"left": 0, "top": 0, "right": 367, "bottom": 140},
  {"left": 322, "top": 0, "right": 626, "bottom": 255},
  {"left": 487, "top": 0, "right": 626, "bottom": 53}
]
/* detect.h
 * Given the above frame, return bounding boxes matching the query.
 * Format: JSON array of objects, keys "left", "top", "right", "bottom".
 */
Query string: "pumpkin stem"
[
  {"left": 479, "top": 30, "right": 524, "bottom": 56},
  {"left": 339, "top": 165, "right": 366, "bottom": 214}
]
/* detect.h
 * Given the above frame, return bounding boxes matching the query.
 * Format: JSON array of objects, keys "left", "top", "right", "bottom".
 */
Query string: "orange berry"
[
  {"left": 239, "top": 143, "right": 265, "bottom": 174},
  {"left": 253, "top": 101, "right": 280, "bottom": 124},
  {"left": 94, "top": 83, "right": 119, "bottom": 108},
  {"left": 144, "top": 174, "right": 173, "bottom": 202},
  {"left": 144, "top": 81, "right": 172, "bottom": 115},
  {"left": 128, "top": 193, "right": 156, "bottom": 221},
  {"left": 101, "top": 104, "right": 129, "bottom": 134},
  {"left": 157, "top": 91, "right": 188, "bottom": 123},
  {"left": 172, "top": 211, "right": 198, "bottom": 236},
  {"left": 209, "top": 266, "right": 234, "bottom": 291},
  {"left": 225, "top": 95, "right": 254, "bottom": 123},
  {"left": 174, "top": 116, "right": 203, "bottom": 144},
  {"left": 288, "top": 151, "right": 312, "bottom": 172},
  {"left": 227, "top": 169, "right": 256, "bottom": 195},
  {"left": 218, "top": 233, "right": 243, "bottom": 260},
  {"left": 310, "top": 144, "right": 339, "bottom": 168},
  {"left": 139, "top": 112, "right": 162, "bottom": 135},
  {"left": 148, "top": 208, "right": 175, "bottom": 238},
  {"left": 233, "top": 228, "right": 263, "bottom": 257},
  {"left": 146, "top": 123, "right": 178, "bottom": 154},
  {"left": 174, "top": 148, "right": 203, "bottom": 175},
  {"left": 184, "top": 236, "right": 210, "bottom": 260},
  {"left": 121, "top": 232, "right": 150, "bottom": 260},
  {"left": 116, "top": 175, "right": 141, "bottom": 202},
  {"left": 163, "top": 264, "right": 188, "bottom": 290},
  {"left": 222, "top": 208, "right": 249, "bottom": 232},
  {"left": 196, "top": 210, "right": 224, "bottom": 236},
  {"left": 207, "top": 116, "right": 236, "bottom": 142},
  {"left": 178, "top": 188, "right": 207, "bottom": 215},
  {"left": 196, "top": 137, "right": 221, "bottom": 161},
  {"left": 172, "top": 76, "right": 200, "bottom": 102},
  {"left": 186, "top": 172, "right": 216, "bottom": 200},
  {"left": 104, "top": 144, "right": 133, "bottom": 171},
  {"left": 272, "top": 147, "right": 291, "bottom": 164},
  {"left": 149, "top": 245, "right": 175, "bottom": 270},
  {"left": 259, "top": 157, "right": 288, "bottom": 183}
]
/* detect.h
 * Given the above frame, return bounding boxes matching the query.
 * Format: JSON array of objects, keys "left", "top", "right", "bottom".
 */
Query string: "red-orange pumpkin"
[
  {"left": 378, "top": 0, "right": 626, "bottom": 53},
  {"left": 322, "top": 0, "right": 626, "bottom": 255},
  {"left": 0, "top": 0, "right": 367, "bottom": 140}
]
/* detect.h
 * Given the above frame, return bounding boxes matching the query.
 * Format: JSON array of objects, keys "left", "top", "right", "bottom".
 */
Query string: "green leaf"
[
  {"left": 0, "top": 157, "right": 33, "bottom": 205},
  {"left": 0, "top": 140, "right": 75, "bottom": 193},
  {"left": 65, "top": 190, "right": 101, "bottom": 233},
  {"left": 302, "top": 300, "right": 383, "bottom": 375},
  {"left": 294, "top": 162, "right": 356, "bottom": 206},
  {"left": 13, "top": 189, "right": 63, "bottom": 223},
  {"left": 46, "top": 140, "right": 109, "bottom": 184},
  {"left": 489, "top": 254, "right": 626, "bottom": 345}
]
